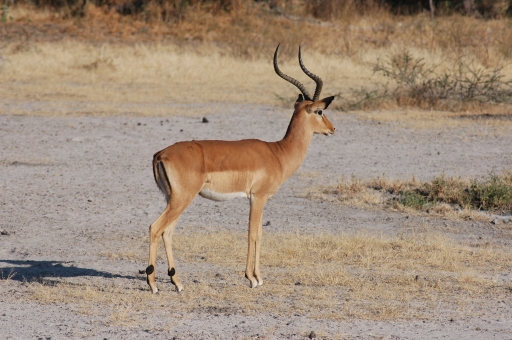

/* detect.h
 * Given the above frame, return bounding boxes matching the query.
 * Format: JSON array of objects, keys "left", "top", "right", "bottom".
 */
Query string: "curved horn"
[
  {"left": 273, "top": 44, "right": 312, "bottom": 101},
  {"left": 298, "top": 45, "right": 323, "bottom": 102}
]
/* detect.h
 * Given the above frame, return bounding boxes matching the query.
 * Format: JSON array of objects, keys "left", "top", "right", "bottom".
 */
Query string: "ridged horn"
[
  {"left": 298, "top": 45, "right": 323, "bottom": 102},
  {"left": 273, "top": 44, "right": 312, "bottom": 101}
]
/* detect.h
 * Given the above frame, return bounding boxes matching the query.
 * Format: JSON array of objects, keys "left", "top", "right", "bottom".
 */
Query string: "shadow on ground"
[{"left": 0, "top": 260, "right": 139, "bottom": 282}]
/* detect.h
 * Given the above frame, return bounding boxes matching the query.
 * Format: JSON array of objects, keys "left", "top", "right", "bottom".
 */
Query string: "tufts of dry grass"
[
  {"left": 23, "top": 230, "right": 512, "bottom": 324},
  {"left": 1, "top": 268, "right": 17, "bottom": 282},
  {"left": 315, "top": 172, "right": 512, "bottom": 220}
]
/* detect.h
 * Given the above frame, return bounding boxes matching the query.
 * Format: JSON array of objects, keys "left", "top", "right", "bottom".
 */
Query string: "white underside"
[{"left": 199, "top": 189, "right": 248, "bottom": 202}]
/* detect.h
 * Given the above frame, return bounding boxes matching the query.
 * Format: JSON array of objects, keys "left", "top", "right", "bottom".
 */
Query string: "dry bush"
[
  {"left": 14, "top": 0, "right": 512, "bottom": 20},
  {"left": 344, "top": 50, "right": 512, "bottom": 111},
  {"left": 3, "top": 1, "right": 512, "bottom": 62}
]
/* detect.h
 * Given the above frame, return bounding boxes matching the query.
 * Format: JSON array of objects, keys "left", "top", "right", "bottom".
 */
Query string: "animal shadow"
[{"left": 0, "top": 259, "right": 139, "bottom": 282}]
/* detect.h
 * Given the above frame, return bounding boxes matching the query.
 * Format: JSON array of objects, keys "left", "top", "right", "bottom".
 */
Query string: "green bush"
[
  {"left": 399, "top": 191, "right": 429, "bottom": 210},
  {"left": 399, "top": 173, "right": 512, "bottom": 213},
  {"left": 469, "top": 174, "right": 512, "bottom": 212}
]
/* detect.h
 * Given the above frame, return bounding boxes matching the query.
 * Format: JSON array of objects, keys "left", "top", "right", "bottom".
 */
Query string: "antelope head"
[{"left": 274, "top": 44, "right": 335, "bottom": 136}]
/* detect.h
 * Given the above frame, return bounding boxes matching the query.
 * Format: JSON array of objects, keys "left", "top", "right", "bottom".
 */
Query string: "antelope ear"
[
  {"left": 296, "top": 94, "right": 304, "bottom": 103},
  {"left": 322, "top": 96, "right": 335, "bottom": 109},
  {"left": 306, "top": 96, "right": 335, "bottom": 113}
]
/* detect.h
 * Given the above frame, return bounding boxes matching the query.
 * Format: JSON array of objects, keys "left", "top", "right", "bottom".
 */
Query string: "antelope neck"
[{"left": 272, "top": 112, "right": 313, "bottom": 180}]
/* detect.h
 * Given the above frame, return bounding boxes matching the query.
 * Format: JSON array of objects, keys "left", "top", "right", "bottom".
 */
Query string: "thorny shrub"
[{"left": 345, "top": 51, "right": 512, "bottom": 111}]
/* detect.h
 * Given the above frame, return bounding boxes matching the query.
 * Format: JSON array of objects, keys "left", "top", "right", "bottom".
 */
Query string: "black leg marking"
[
  {"left": 146, "top": 265, "right": 154, "bottom": 275},
  {"left": 168, "top": 267, "right": 177, "bottom": 285}
]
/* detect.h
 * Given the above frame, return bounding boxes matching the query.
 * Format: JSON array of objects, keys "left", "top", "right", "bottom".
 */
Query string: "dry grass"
[
  {"left": 0, "top": 41, "right": 367, "bottom": 116},
  {"left": 313, "top": 172, "right": 512, "bottom": 221},
  {"left": 2, "top": 40, "right": 512, "bottom": 131},
  {"left": 3, "top": 4, "right": 512, "bottom": 119},
  {"left": 23, "top": 230, "right": 512, "bottom": 325},
  {"left": 352, "top": 108, "right": 512, "bottom": 131},
  {"left": 1, "top": 268, "right": 17, "bottom": 282},
  {"left": 5, "top": 3, "right": 512, "bottom": 64}
]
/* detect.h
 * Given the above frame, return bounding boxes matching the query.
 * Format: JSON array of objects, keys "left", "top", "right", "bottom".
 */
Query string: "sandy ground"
[{"left": 1, "top": 104, "right": 512, "bottom": 339}]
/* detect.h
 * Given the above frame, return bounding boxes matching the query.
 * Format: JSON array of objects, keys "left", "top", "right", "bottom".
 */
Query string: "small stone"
[
  {"left": 1, "top": 230, "right": 10, "bottom": 236},
  {"left": 202, "top": 117, "right": 209, "bottom": 123},
  {"left": 309, "top": 331, "right": 316, "bottom": 339}
]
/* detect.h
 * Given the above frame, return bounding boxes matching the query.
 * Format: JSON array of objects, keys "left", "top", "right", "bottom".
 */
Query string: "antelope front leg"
[
  {"left": 253, "top": 219, "right": 264, "bottom": 286},
  {"left": 245, "top": 195, "right": 267, "bottom": 288},
  {"left": 162, "top": 220, "right": 184, "bottom": 292}
]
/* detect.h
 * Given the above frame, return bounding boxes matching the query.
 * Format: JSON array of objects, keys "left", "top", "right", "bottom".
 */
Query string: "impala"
[{"left": 143, "top": 44, "right": 335, "bottom": 293}]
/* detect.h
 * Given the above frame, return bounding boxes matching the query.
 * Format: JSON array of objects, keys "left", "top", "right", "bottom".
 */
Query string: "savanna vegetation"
[
  {"left": 315, "top": 171, "right": 512, "bottom": 220},
  {"left": 2, "top": 0, "right": 512, "bottom": 114},
  {"left": 3, "top": 0, "right": 512, "bottom": 115}
]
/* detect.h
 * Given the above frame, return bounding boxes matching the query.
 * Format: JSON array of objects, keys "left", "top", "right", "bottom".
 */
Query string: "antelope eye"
[{"left": 317, "top": 110, "right": 323, "bottom": 116}]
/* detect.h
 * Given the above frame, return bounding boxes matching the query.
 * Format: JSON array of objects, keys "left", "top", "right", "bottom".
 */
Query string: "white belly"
[{"left": 199, "top": 189, "right": 248, "bottom": 202}]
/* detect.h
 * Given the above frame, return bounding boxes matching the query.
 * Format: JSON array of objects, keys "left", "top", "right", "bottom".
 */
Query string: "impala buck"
[{"left": 144, "top": 44, "right": 335, "bottom": 293}]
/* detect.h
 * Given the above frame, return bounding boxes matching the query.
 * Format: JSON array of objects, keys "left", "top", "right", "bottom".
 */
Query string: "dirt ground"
[{"left": 1, "top": 103, "right": 512, "bottom": 339}]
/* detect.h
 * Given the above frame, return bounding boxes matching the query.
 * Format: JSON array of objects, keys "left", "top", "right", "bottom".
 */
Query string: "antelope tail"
[{"left": 152, "top": 155, "right": 172, "bottom": 203}]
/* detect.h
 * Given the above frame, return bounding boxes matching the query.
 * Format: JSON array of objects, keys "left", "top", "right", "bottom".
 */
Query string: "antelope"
[{"left": 144, "top": 44, "right": 335, "bottom": 293}]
